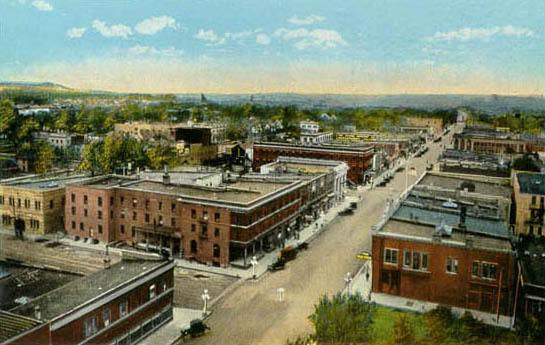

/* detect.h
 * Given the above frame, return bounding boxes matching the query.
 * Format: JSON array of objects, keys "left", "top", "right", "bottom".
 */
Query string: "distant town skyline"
[{"left": 1, "top": 0, "right": 543, "bottom": 95}]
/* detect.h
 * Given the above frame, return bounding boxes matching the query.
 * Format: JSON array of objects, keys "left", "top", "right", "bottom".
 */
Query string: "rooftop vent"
[
  {"left": 434, "top": 219, "right": 453, "bottom": 237},
  {"left": 442, "top": 199, "right": 458, "bottom": 209}
]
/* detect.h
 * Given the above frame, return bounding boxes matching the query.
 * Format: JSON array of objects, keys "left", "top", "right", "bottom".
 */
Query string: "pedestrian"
[{"left": 366, "top": 272, "right": 370, "bottom": 282}]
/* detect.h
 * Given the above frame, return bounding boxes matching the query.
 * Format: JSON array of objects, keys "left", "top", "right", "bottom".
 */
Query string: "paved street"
[{"left": 184, "top": 129, "right": 455, "bottom": 345}]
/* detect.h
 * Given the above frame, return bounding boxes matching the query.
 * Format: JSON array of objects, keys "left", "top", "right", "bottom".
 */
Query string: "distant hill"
[
  {"left": 0, "top": 81, "right": 72, "bottom": 91},
  {"left": 177, "top": 93, "right": 545, "bottom": 114}
]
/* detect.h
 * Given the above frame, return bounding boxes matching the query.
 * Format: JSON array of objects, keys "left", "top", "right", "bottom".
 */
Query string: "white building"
[
  {"left": 300, "top": 121, "right": 320, "bottom": 134},
  {"left": 300, "top": 132, "right": 334, "bottom": 145},
  {"left": 33, "top": 130, "right": 84, "bottom": 150}
]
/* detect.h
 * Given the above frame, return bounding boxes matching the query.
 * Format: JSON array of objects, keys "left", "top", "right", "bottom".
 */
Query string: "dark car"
[
  {"left": 350, "top": 202, "right": 358, "bottom": 209},
  {"left": 181, "top": 319, "right": 210, "bottom": 338},
  {"left": 296, "top": 242, "right": 309, "bottom": 251},
  {"left": 339, "top": 208, "right": 354, "bottom": 216},
  {"left": 268, "top": 259, "right": 286, "bottom": 271}
]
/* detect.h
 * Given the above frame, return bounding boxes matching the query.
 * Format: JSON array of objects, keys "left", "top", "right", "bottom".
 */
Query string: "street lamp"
[
  {"left": 250, "top": 256, "right": 258, "bottom": 280},
  {"left": 201, "top": 289, "right": 210, "bottom": 316},
  {"left": 344, "top": 272, "right": 353, "bottom": 295}
]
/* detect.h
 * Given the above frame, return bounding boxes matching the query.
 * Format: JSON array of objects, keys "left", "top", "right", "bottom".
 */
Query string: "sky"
[{"left": 0, "top": 0, "right": 543, "bottom": 95}]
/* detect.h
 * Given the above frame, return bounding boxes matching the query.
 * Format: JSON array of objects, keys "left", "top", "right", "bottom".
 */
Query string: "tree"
[
  {"left": 308, "top": 293, "right": 374, "bottom": 344},
  {"left": 16, "top": 117, "right": 39, "bottom": 142},
  {"left": 0, "top": 99, "right": 17, "bottom": 142},
  {"left": 34, "top": 142, "right": 55, "bottom": 174},
  {"left": 146, "top": 142, "right": 177, "bottom": 169},
  {"left": 79, "top": 141, "right": 103, "bottom": 175},
  {"left": 390, "top": 313, "right": 418, "bottom": 345},
  {"left": 424, "top": 305, "right": 454, "bottom": 345},
  {"left": 55, "top": 109, "right": 73, "bottom": 131}
]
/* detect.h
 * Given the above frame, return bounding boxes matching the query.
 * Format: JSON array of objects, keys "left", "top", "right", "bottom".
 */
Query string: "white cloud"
[
  {"left": 194, "top": 29, "right": 258, "bottom": 45},
  {"left": 92, "top": 20, "right": 133, "bottom": 39},
  {"left": 31, "top": 0, "right": 52, "bottom": 11},
  {"left": 288, "top": 15, "right": 325, "bottom": 25},
  {"left": 256, "top": 33, "right": 271, "bottom": 45},
  {"left": 274, "top": 28, "right": 346, "bottom": 49},
  {"left": 128, "top": 45, "right": 183, "bottom": 56},
  {"left": 66, "top": 27, "right": 87, "bottom": 39},
  {"left": 134, "top": 16, "right": 177, "bottom": 35},
  {"left": 429, "top": 25, "right": 534, "bottom": 41}
]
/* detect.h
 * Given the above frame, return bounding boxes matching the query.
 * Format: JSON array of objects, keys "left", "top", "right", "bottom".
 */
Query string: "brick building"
[
  {"left": 0, "top": 175, "right": 91, "bottom": 235},
  {"left": 252, "top": 142, "right": 375, "bottom": 184},
  {"left": 453, "top": 126, "right": 545, "bottom": 155},
  {"left": 404, "top": 117, "right": 444, "bottom": 137},
  {"left": 65, "top": 172, "right": 335, "bottom": 267},
  {"left": 372, "top": 172, "right": 515, "bottom": 318},
  {"left": 513, "top": 172, "right": 545, "bottom": 237},
  {"left": 5, "top": 258, "right": 174, "bottom": 345}
]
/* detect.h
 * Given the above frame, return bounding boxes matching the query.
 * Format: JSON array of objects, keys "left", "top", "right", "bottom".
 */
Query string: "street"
[{"left": 185, "top": 128, "right": 455, "bottom": 345}]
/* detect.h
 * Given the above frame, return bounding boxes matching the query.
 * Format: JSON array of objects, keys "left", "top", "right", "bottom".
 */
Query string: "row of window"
[
  {"left": 0, "top": 215, "right": 40, "bottom": 229},
  {"left": 83, "top": 282, "right": 167, "bottom": 339},
  {"left": 71, "top": 193, "right": 178, "bottom": 212},
  {"left": 0, "top": 196, "right": 59, "bottom": 210},
  {"left": 383, "top": 248, "right": 497, "bottom": 279},
  {"left": 191, "top": 209, "right": 221, "bottom": 222}
]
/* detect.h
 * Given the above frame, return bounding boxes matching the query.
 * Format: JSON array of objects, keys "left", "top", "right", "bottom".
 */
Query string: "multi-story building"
[
  {"left": 372, "top": 172, "right": 515, "bottom": 319},
  {"left": 404, "top": 117, "right": 444, "bottom": 137},
  {"left": 513, "top": 172, "right": 545, "bottom": 237},
  {"left": 437, "top": 149, "right": 511, "bottom": 177},
  {"left": 114, "top": 121, "right": 226, "bottom": 145},
  {"left": 64, "top": 173, "right": 335, "bottom": 267},
  {"left": 299, "top": 121, "right": 320, "bottom": 134},
  {"left": 5, "top": 258, "right": 174, "bottom": 345},
  {"left": 252, "top": 142, "right": 375, "bottom": 184},
  {"left": 0, "top": 175, "right": 91, "bottom": 235},
  {"left": 33, "top": 130, "right": 84, "bottom": 150},
  {"left": 300, "top": 132, "right": 334, "bottom": 145},
  {"left": 453, "top": 126, "right": 545, "bottom": 155}
]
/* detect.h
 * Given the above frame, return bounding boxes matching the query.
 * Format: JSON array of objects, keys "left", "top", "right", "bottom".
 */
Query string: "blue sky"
[{"left": 0, "top": 0, "right": 543, "bottom": 94}]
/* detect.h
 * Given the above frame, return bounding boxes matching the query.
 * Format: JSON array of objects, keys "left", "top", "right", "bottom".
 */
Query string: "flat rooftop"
[
  {"left": 391, "top": 202, "right": 510, "bottom": 239},
  {"left": 125, "top": 179, "right": 296, "bottom": 205},
  {"left": 75, "top": 175, "right": 136, "bottom": 189},
  {"left": 418, "top": 173, "right": 512, "bottom": 199},
  {"left": 516, "top": 173, "right": 545, "bottom": 195},
  {"left": 11, "top": 259, "right": 167, "bottom": 321},
  {"left": 256, "top": 142, "right": 374, "bottom": 154},
  {"left": 380, "top": 218, "right": 512, "bottom": 253},
  {"left": 2, "top": 175, "right": 92, "bottom": 191}
]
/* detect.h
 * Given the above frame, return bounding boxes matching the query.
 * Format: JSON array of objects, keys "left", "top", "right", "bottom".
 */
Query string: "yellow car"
[{"left": 356, "top": 251, "right": 372, "bottom": 261}]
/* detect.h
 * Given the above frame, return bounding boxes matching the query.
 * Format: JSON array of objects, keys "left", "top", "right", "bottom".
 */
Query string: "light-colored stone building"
[{"left": 513, "top": 172, "right": 545, "bottom": 237}]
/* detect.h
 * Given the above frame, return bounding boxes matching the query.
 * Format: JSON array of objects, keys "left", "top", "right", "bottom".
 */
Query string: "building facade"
[
  {"left": 513, "top": 172, "right": 545, "bottom": 237},
  {"left": 252, "top": 142, "right": 374, "bottom": 184}
]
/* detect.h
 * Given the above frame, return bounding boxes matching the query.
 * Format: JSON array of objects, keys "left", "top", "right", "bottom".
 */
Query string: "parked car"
[
  {"left": 356, "top": 251, "right": 372, "bottom": 261},
  {"left": 296, "top": 242, "right": 309, "bottom": 251},
  {"left": 181, "top": 319, "right": 210, "bottom": 338},
  {"left": 339, "top": 208, "right": 354, "bottom": 216},
  {"left": 268, "top": 259, "right": 286, "bottom": 271},
  {"left": 279, "top": 246, "right": 297, "bottom": 262},
  {"left": 350, "top": 202, "right": 358, "bottom": 209}
]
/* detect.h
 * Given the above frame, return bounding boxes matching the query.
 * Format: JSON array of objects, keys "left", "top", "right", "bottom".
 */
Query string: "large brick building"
[
  {"left": 4, "top": 258, "right": 174, "bottom": 345},
  {"left": 513, "top": 172, "right": 545, "bottom": 237},
  {"left": 453, "top": 126, "right": 545, "bottom": 155},
  {"left": 0, "top": 175, "right": 91, "bottom": 235},
  {"left": 65, "top": 171, "right": 337, "bottom": 267},
  {"left": 372, "top": 172, "right": 515, "bottom": 318},
  {"left": 252, "top": 142, "right": 375, "bottom": 184}
]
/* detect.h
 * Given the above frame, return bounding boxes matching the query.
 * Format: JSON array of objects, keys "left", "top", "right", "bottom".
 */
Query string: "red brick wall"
[
  {"left": 65, "top": 186, "right": 115, "bottom": 242},
  {"left": 372, "top": 235, "right": 514, "bottom": 315},
  {"left": 253, "top": 145, "right": 373, "bottom": 184},
  {"left": 51, "top": 270, "right": 173, "bottom": 345}
]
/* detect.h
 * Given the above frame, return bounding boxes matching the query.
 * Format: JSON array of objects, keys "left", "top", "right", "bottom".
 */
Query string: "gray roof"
[
  {"left": 517, "top": 173, "right": 545, "bottom": 195},
  {"left": 419, "top": 174, "right": 512, "bottom": 199},
  {"left": 392, "top": 204, "right": 510, "bottom": 239},
  {"left": 11, "top": 259, "right": 168, "bottom": 321},
  {"left": 517, "top": 238, "right": 545, "bottom": 288}
]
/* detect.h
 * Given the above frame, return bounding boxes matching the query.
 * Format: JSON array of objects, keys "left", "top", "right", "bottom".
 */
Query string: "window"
[
  {"left": 71, "top": 193, "right": 75, "bottom": 202},
  {"left": 120, "top": 197, "right": 124, "bottom": 205},
  {"left": 98, "top": 197, "right": 103, "bottom": 207},
  {"left": 482, "top": 262, "right": 497, "bottom": 280},
  {"left": 446, "top": 256, "right": 458, "bottom": 274},
  {"left": 119, "top": 300, "right": 128, "bottom": 317},
  {"left": 84, "top": 195, "right": 88, "bottom": 205},
  {"left": 149, "top": 284, "right": 156, "bottom": 300},
  {"left": 203, "top": 211, "right": 208, "bottom": 220},
  {"left": 214, "top": 228, "right": 220, "bottom": 237},
  {"left": 120, "top": 225, "right": 125, "bottom": 234},
  {"left": 71, "top": 206, "right": 76, "bottom": 215},
  {"left": 384, "top": 248, "right": 398, "bottom": 265},
  {"left": 201, "top": 224, "right": 208, "bottom": 237},
  {"left": 0, "top": 196, "right": 3, "bottom": 204},
  {"left": 213, "top": 244, "right": 220, "bottom": 258},
  {"left": 403, "top": 251, "right": 411, "bottom": 267},
  {"left": 215, "top": 213, "right": 220, "bottom": 222},
  {"left": 145, "top": 199, "right": 150, "bottom": 208},
  {"left": 131, "top": 226, "right": 136, "bottom": 237},
  {"left": 49, "top": 200, "right": 54, "bottom": 209},
  {"left": 98, "top": 211, "right": 102, "bottom": 219},
  {"left": 34, "top": 200, "right": 40, "bottom": 210},
  {"left": 132, "top": 198, "right": 138, "bottom": 207},
  {"left": 71, "top": 221, "right": 76, "bottom": 229},
  {"left": 102, "top": 308, "right": 111, "bottom": 327},
  {"left": 84, "top": 209, "right": 88, "bottom": 217},
  {"left": 171, "top": 203, "right": 176, "bottom": 211},
  {"left": 145, "top": 214, "right": 150, "bottom": 223},
  {"left": 98, "top": 225, "right": 103, "bottom": 234},
  {"left": 191, "top": 224, "right": 196, "bottom": 232},
  {"left": 80, "top": 222, "right": 84, "bottom": 231},
  {"left": 191, "top": 209, "right": 196, "bottom": 219},
  {"left": 158, "top": 202, "right": 162, "bottom": 210},
  {"left": 83, "top": 317, "right": 98, "bottom": 338},
  {"left": 532, "top": 196, "right": 536, "bottom": 205},
  {"left": 401, "top": 251, "right": 427, "bottom": 271},
  {"left": 472, "top": 261, "right": 480, "bottom": 277},
  {"left": 412, "top": 252, "right": 421, "bottom": 270},
  {"left": 133, "top": 212, "right": 137, "bottom": 221},
  {"left": 120, "top": 211, "right": 125, "bottom": 219},
  {"left": 171, "top": 218, "right": 176, "bottom": 227},
  {"left": 110, "top": 197, "right": 114, "bottom": 205}
]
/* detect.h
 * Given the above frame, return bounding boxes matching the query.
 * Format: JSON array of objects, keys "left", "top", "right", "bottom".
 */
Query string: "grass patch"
[{"left": 370, "top": 306, "right": 427, "bottom": 343}]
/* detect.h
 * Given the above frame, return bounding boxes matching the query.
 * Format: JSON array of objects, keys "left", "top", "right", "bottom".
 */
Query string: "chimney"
[
  {"left": 163, "top": 165, "right": 170, "bottom": 185},
  {"left": 459, "top": 205, "right": 467, "bottom": 230},
  {"left": 34, "top": 306, "right": 41, "bottom": 320}
]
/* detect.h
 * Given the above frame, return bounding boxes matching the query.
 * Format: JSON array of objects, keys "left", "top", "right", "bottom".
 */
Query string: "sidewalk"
[
  {"left": 139, "top": 307, "right": 203, "bottom": 345},
  {"left": 176, "top": 195, "right": 357, "bottom": 280}
]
